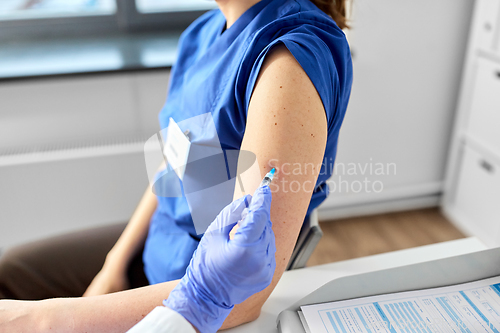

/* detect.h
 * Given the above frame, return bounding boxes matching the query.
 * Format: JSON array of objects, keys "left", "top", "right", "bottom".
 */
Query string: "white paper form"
[{"left": 301, "top": 276, "right": 500, "bottom": 333}]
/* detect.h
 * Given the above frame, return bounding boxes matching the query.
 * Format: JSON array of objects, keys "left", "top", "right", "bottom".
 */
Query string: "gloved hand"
[{"left": 164, "top": 185, "right": 276, "bottom": 333}]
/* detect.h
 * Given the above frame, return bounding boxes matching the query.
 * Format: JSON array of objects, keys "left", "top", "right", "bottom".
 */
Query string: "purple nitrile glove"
[{"left": 164, "top": 185, "right": 276, "bottom": 333}]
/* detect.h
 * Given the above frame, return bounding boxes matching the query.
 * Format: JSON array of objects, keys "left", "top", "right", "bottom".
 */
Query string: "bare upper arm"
[{"left": 222, "top": 44, "right": 328, "bottom": 328}]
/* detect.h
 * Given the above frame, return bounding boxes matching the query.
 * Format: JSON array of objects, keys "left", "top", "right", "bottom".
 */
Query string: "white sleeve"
[{"left": 126, "top": 306, "right": 197, "bottom": 333}]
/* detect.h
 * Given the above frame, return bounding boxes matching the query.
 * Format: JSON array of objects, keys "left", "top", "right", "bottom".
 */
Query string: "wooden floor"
[{"left": 306, "top": 207, "right": 465, "bottom": 267}]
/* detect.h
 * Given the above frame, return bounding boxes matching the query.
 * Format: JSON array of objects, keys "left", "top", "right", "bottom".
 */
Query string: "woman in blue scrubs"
[{"left": 0, "top": 0, "right": 352, "bottom": 330}]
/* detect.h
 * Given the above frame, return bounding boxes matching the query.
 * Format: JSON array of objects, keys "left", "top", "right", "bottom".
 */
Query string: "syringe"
[
  {"left": 238, "top": 168, "right": 275, "bottom": 224},
  {"left": 259, "top": 167, "right": 276, "bottom": 187}
]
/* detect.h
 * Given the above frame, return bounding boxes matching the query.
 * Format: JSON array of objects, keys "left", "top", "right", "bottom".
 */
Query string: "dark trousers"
[{"left": 0, "top": 223, "right": 149, "bottom": 300}]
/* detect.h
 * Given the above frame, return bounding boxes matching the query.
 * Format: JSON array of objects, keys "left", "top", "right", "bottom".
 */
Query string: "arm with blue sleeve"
[
  {"left": 127, "top": 186, "right": 275, "bottom": 333},
  {"left": 221, "top": 44, "right": 329, "bottom": 328}
]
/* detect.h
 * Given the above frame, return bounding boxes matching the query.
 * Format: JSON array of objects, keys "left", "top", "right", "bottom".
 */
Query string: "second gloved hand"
[{"left": 164, "top": 185, "right": 276, "bottom": 333}]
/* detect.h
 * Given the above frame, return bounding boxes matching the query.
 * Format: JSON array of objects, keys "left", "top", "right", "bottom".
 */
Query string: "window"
[
  {"left": 136, "top": 0, "right": 216, "bottom": 14},
  {"left": 0, "top": 0, "right": 213, "bottom": 39},
  {"left": 0, "top": 0, "right": 116, "bottom": 20}
]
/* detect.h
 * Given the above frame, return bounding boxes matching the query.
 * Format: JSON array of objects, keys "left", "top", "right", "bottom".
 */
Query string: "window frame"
[{"left": 0, "top": 0, "right": 211, "bottom": 40}]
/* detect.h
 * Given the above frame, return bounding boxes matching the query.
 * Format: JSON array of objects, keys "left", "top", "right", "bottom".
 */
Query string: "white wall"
[
  {"left": 320, "top": 0, "right": 474, "bottom": 219},
  {"left": 0, "top": 71, "right": 167, "bottom": 149},
  {"left": 0, "top": 71, "right": 169, "bottom": 249}
]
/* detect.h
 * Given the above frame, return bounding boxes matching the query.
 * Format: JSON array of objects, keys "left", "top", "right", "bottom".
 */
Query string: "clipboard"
[{"left": 277, "top": 247, "right": 500, "bottom": 333}]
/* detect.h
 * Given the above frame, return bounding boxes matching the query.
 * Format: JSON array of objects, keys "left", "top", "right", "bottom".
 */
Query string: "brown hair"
[{"left": 310, "top": 0, "right": 350, "bottom": 30}]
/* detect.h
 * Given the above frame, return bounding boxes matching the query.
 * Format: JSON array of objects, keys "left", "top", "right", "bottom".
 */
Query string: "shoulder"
[
  {"left": 253, "top": 0, "right": 350, "bottom": 56},
  {"left": 258, "top": 44, "right": 303, "bottom": 80},
  {"left": 239, "top": 1, "right": 353, "bottom": 125},
  {"left": 244, "top": 30, "right": 350, "bottom": 127},
  {"left": 265, "top": 24, "right": 351, "bottom": 78},
  {"left": 245, "top": 8, "right": 352, "bottom": 98},
  {"left": 249, "top": 43, "right": 327, "bottom": 133},
  {"left": 251, "top": 42, "right": 322, "bottom": 115}
]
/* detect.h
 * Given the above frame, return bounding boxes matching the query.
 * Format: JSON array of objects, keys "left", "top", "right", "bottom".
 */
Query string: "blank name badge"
[{"left": 164, "top": 117, "right": 191, "bottom": 180}]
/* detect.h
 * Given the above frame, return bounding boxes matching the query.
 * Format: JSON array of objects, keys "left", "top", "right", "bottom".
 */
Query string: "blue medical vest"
[{"left": 143, "top": 0, "right": 353, "bottom": 284}]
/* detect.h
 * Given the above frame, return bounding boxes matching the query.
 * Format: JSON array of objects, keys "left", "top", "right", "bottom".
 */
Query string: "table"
[{"left": 226, "top": 237, "right": 487, "bottom": 332}]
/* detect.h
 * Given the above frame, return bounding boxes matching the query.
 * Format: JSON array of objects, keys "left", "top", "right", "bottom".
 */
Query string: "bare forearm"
[
  {"left": 44, "top": 280, "right": 179, "bottom": 333},
  {"left": 107, "top": 185, "right": 157, "bottom": 268}
]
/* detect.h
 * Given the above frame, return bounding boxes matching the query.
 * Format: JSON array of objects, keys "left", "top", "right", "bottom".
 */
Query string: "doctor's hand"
[{"left": 164, "top": 185, "right": 276, "bottom": 333}]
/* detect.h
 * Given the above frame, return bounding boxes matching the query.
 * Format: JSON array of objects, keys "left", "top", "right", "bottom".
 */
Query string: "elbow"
[
  {"left": 220, "top": 305, "right": 262, "bottom": 330},
  {"left": 245, "top": 308, "right": 262, "bottom": 323}
]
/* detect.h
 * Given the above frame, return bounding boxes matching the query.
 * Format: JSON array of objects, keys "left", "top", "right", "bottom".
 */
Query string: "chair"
[{"left": 286, "top": 209, "right": 323, "bottom": 270}]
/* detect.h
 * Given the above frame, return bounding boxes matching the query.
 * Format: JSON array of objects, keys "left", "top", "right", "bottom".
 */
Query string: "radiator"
[{"left": 0, "top": 135, "right": 150, "bottom": 250}]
